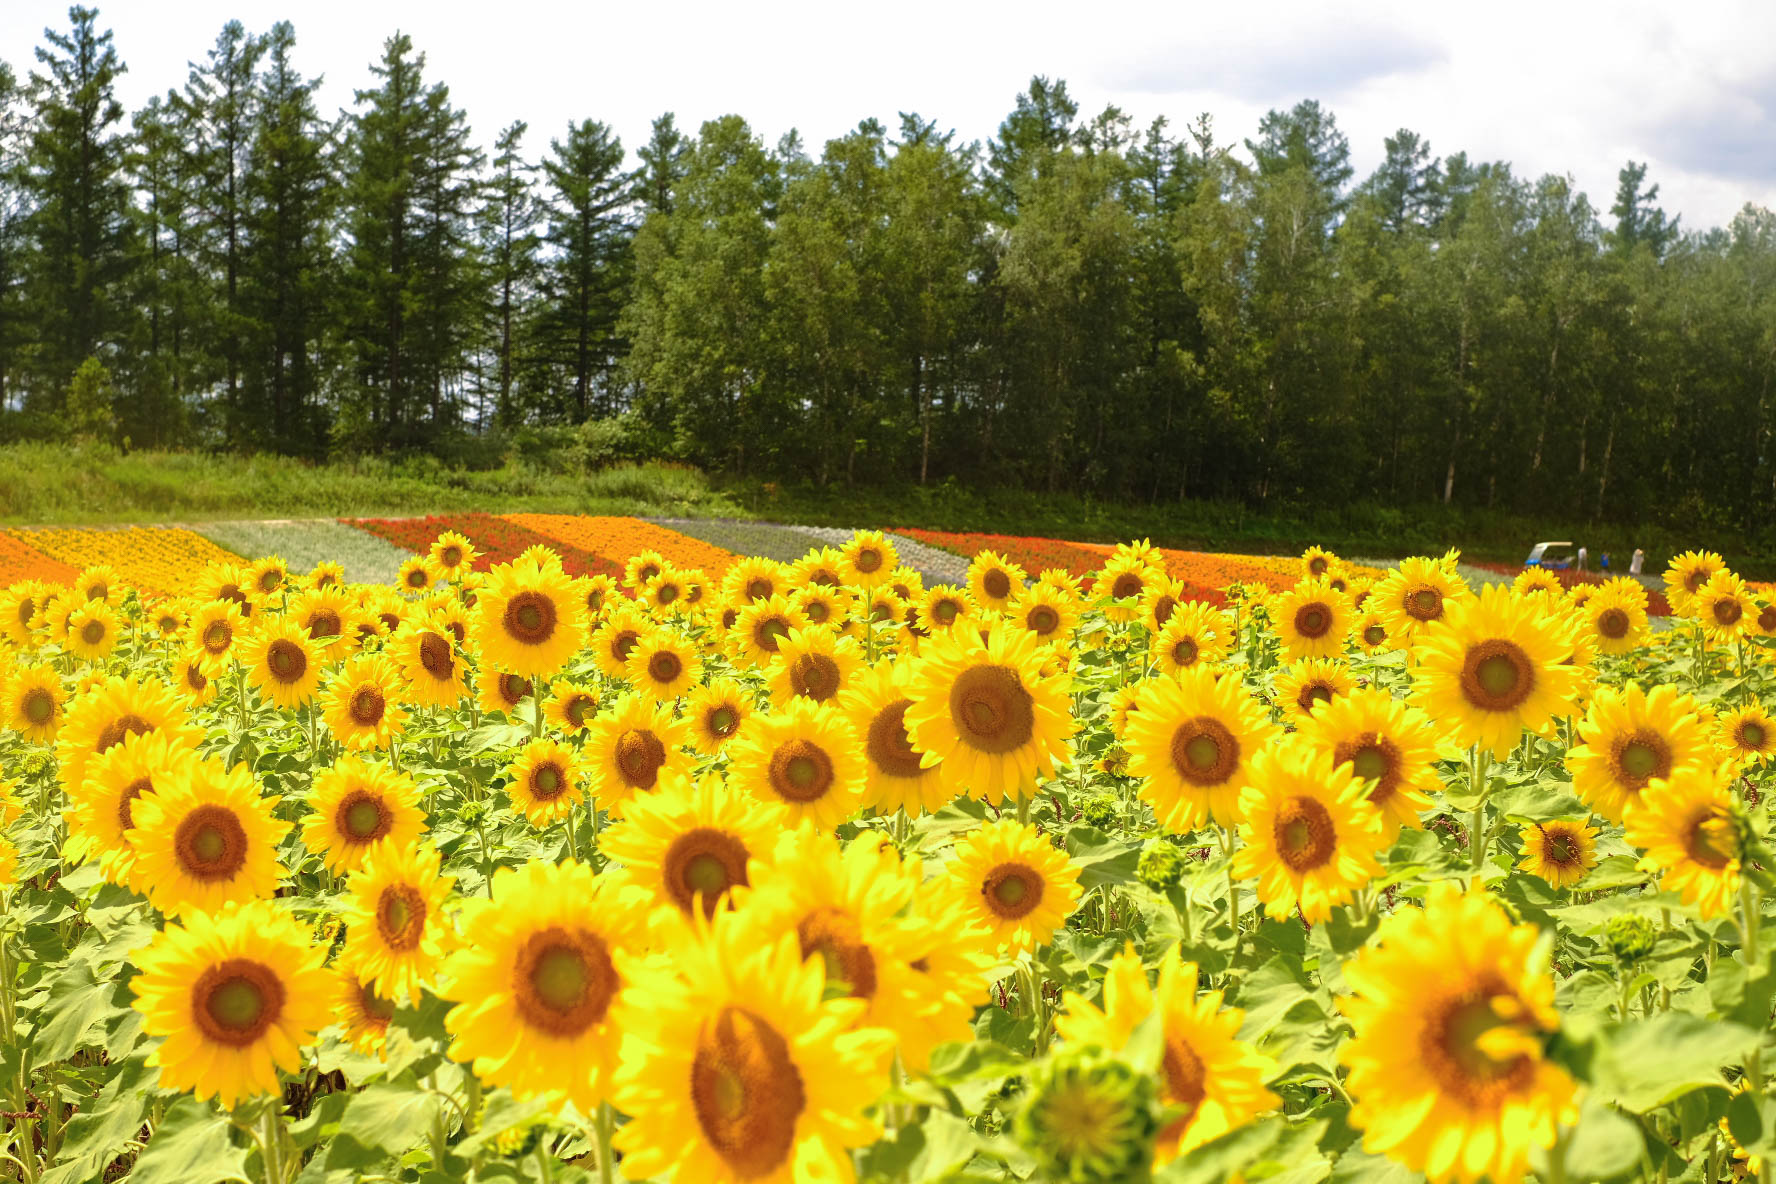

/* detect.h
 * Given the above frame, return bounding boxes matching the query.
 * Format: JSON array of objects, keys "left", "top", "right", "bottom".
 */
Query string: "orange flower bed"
[
  {"left": 0, "top": 532, "right": 79, "bottom": 589},
  {"left": 502, "top": 515, "right": 741, "bottom": 578}
]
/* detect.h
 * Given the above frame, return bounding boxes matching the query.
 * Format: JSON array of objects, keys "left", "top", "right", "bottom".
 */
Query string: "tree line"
[{"left": 4, "top": 7, "right": 1776, "bottom": 529}]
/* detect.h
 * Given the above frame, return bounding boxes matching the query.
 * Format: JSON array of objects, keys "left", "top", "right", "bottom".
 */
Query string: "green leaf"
[
  {"left": 1326, "top": 1147, "right": 1421, "bottom": 1184},
  {"left": 1584, "top": 1012, "right": 1760, "bottom": 1112},
  {"left": 1552, "top": 1097, "right": 1644, "bottom": 1183},
  {"left": 1065, "top": 825, "right": 1141, "bottom": 889},
  {"left": 1728, "top": 1087, "right": 1776, "bottom": 1160},
  {"left": 129, "top": 1096, "right": 251, "bottom": 1184},
  {"left": 1233, "top": 956, "right": 1318, "bottom": 1041},
  {"left": 322, "top": 1080, "right": 442, "bottom": 1170},
  {"left": 40, "top": 1056, "right": 156, "bottom": 1184},
  {"left": 1492, "top": 780, "right": 1587, "bottom": 822},
  {"left": 34, "top": 955, "right": 129, "bottom": 1063}
]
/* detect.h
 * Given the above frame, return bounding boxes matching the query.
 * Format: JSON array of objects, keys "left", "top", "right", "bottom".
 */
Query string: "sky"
[{"left": 4, "top": 0, "right": 1776, "bottom": 230}]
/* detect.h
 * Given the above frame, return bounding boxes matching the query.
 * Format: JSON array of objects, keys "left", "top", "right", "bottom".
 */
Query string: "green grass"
[{"left": 4, "top": 443, "right": 1767, "bottom": 579}]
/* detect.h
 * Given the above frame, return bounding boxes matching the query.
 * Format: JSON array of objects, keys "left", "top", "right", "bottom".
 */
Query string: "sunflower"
[
  {"left": 1717, "top": 704, "right": 1776, "bottom": 768},
  {"left": 584, "top": 694, "right": 692, "bottom": 816},
  {"left": 308, "top": 560, "right": 345, "bottom": 590},
  {"left": 792, "top": 547, "right": 847, "bottom": 590},
  {"left": 1125, "top": 664, "right": 1279, "bottom": 832},
  {"left": 389, "top": 626, "right": 466, "bottom": 707},
  {"left": 731, "top": 595, "right": 806, "bottom": 669},
  {"left": 321, "top": 654, "right": 410, "bottom": 751},
  {"left": 75, "top": 564, "right": 121, "bottom": 606},
  {"left": 1096, "top": 553, "right": 1159, "bottom": 624},
  {"left": 789, "top": 585, "right": 852, "bottom": 634},
  {"left": 340, "top": 838, "right": 456, "bottom": 1004},
  {"left": 764, "top": 627, "right": 862, "bottom": 709},
  {"left": 430, "top": 531, "right": 481, "bottom": 577},
  {"left": 641, "top": 568, "right": 691, "bottom": 615},
  {"left": 331, "top": 965, "right": 397, "bottom": 1057},
  {"left": 1664, "top": 549, "right": 1725, "bottom": 613},
  {"left": 1624, "top": 770, "right": 1742, "bottom": 919},
  {"left": 1576, "top": 582, "right": 1649, "bottom": 655},
  {"left": 728, "top": 699, "right": 865, "bottom": 830},
  {"left": 839, "top": 659, "right": 950, "bottom": 816},
  {"left": 1566, "top": 683, "right": 1712, "bottom": 823},
  {"left": 0, "top": 584, "right": 43, "bottom": 647},
  {"left": 1272, "top": 657, "right": 1356, "bottom": 722},
  {"left": 243, "top": 556, "right": 289, "bottom": 603},
  {"left": 286, "top": 587, "right": 352, "bottom": 651},
  {"left": 626, "top": 628, "right": 703, "bottom": 702},
  {"left": 838, "top": 531, "right": 898, "bottom": 589},
  {"left": 1271, "top": 580, "right": 1350, "bottom": 661},
  {"left": 171, "top": 648, "right": 216, "bottom": 707},
  {"left": 723, "top": 557, "right": 783, "bottom": 604},
  {"left": 1692, "top": 569, "right": 1755, "bottom": 642},
  {"left": 1299, "top": 545, "right": 1339, "bottom": 580},
  {"left": 611, "top": 906, "right": 895, "bottom": 1184},
  {"left": 1297, "top": 687, "right": 1441, "bottom": 840},
  {"left": 1411, "top": 584, "right": 1582, "bottom": 759},
  {"left": 591, "top": 603, "right": 652, "bottom": 680},
  {"left": 57, "top": 675, "right": 199, "bottom": 793},
  {"left": 472, "top": 557, "right": 587, "bottom": 679},
  {"left": 579, "top": 573, "right": 620, "bottom": 619},
  {"left": 622, "top": 549, "right": 667, "bottom": 592},
  {"left": 904, "top": 623, "right": 1073, "bottom": 805},
  {"left": 301, "top": 756, "right": 427, "bottom": 875},
  {"left": 891, "top": 894, "right": 996, "bottom": 1072},
  {"left": 427, "top": 599, "right": 473, "bottom": 649},
  {"left": 1232, "top": 743, "right": 1385, "bottom": 923},
  {"left": 1011, "top": 582, "right": 1081, "bottom": 648},
  {"left": 64, "top": 601, "right": 120, "bottom": 662},
  {"left": 128, "top": 755, "right": 287, "bottom": 917},
  {"left": 1055, "top": 946, "right": 1278, "bottom": 1162},
  {"left": 601, "top": 773, "right": 785, "bottom": 919},
  {"left": 1149, "top": 603, "right": 1229, "bottom": 675},
  {"left": 397, "top": 555, "right": 441, "bottom": 596},
  {"left": 65, "top": 728, "right": 198, "bottom": 887},
  {"left": 441, "top": 859, "right": 645, "bottom": 1116},
  {"left": 1516, "top": 819, "right": 1598, "bottom": 889},
  {"left": 240, "top": 618, "right": 323, "bottom": 709},
  {"left": 478, "top": 668, "right": 535, "bottom": 719},
  {"left": 4, "top": 665, "right": 63, "bottom": 743},
  {"left": 1349, "top": 610, "right": 1391, "bottom": 654},
  {"left": 1369, "top": 556, "right": 1468, "bottom": 642},
  {"left": 544, "top": 680, "right": 600, "bottom": 734},
  {"left": 965, "top": 550, "right": 1025, "bottom": 614},
  {"left": 1340, "top": 882, "right": 1578, "bottom": 1184},
  {"left": 942, "top": 818, "right": 1082, "bottom": 956},
  {"left": 363, "top": 590, "right": 411, "bottom": 637},
  {"left": 675, "top": 681, "right": 745, "bottom": 757},
  {"left": 187, "top": 599, "right": 247, "bottom": 674},
  {"left": 1511, "top": 567, "right": 1565, "bottom": 598},
  {"left": 506, "top": 738, "right": 584, "bottom": 827},
  {"left": 130, "top": 899, "right": 333, "bottom": 1108},
  {"left": 915, "top": 584, "right": 971, "bottom": 636}
]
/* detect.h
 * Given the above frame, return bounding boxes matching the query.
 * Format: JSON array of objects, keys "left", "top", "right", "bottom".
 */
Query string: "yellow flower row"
[{"left": 9, "top": 527, "right": 243, "bottom": 595}]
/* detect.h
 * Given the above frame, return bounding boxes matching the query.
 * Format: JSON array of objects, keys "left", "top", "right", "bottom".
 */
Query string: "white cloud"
[{"left": 3, "top": 0, "right": 1774, "bottom": 228}]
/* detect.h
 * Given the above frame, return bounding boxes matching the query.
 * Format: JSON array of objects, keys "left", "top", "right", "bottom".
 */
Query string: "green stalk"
[
  {"left": 1741, "top": 872, "right": 1765, "bottom": 1091},
  {"left": 594, "top": 1101, "right": 616, "bottom": 1184},
  {"left": 1469, "top": 746, "right": 1492, "bottom": 882}
]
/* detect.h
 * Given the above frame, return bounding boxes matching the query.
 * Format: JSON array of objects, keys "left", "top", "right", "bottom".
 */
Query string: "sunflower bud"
[
  {"left": 1136, "top": 840, "right": 1187, "bottom": 892},
  {"left": 1080, "top": 795, "right": 1118, "bottom": 830},
  {"left": 1013, "top": 1046, "right": 1158, "bottom": 1184},
  {"left": 1605, "top": 914, "right": 1658, "bottom": 964}
]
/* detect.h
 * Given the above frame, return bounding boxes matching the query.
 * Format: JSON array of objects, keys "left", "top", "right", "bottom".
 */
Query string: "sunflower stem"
[
  {"left": 531, "top": 693, "right": 544, "bottom": 741},
  {"left": 593, "top": 1100, "right": 616, "bottom": 1184},
  {"left": 1741, "top": 872, "right": 1766, "bottom": 1092},
  {"left": 257, "top": 1101, "right": 285, "bottom": 1184},
  {"left": 1468, "top": 747, "right": 1492, "bottom": 883},
  {"left": 1016, "top": 791, "right": 1030, "bottom": 826}
]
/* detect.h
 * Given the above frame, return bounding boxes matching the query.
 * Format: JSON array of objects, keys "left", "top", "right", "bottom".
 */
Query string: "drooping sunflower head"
[
  {"left": 600, "top": 773, "right": 785, "bottom": 919},
  {"left": 1567, "top": 683, "right": 1712, "bottom": 822},
  {"left": 505, "top": 737, "right": 584, "bottom": 827},
  {"left": 1124, "top": 664, "right": 1279, "bottom": 831},
  {"left": 429, "top": 530, "right": 480, "bottom": 576},
  {"left": 626, "top": 628, "right": 703, "bottom": 702},
  {"left": 322, "top": 654, "right": 410, "bottom": 751},
  {"left": 1516, "top": 819, "right": 1598, "bottom": 889},
  {"left": 1272, "top": 656, "right": 1356, "bottom": 722},
  {"left": 728, "top": 698, "right": 865, "bottom": 830},
  {"left": 685, "top": 678, "right": 754, "bottom": 755},
  {"left": 839, "top": 530, "right": 898, "bottom": 589},
  {"left": 128, "top": 754, "right": 288, "bottom": 917},
  {"left": 1624, "top": 768, "right": 1743, "bottom": 919},
  {"left": 300, "top": 756, "right": 426, "bottom": 875},
  {"left": 765, "top": 626, "right": 862, "bottom": 708},
  {"left": 944, "top": 818, "right": 1082, "bottom": 956}
]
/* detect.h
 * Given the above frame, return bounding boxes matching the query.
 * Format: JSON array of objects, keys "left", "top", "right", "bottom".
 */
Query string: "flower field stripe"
[
  {"left": 343, "top": 513, "right": 624, "bottom": 579},
  {"left": 502, "top": 513, "right": 741, "bottom": 576},
  {"left": 10, "top": 525, "right": 243, "bottom": 593},
  {"left": 191, "top": 519, "right": 412, "bottom": 586},
  {"left": 0, "top": 531, "right": 80, "bottom": 588},
  {"left": 638, "top": 517, "right": 834, "bottom": 564},
  {"left": 891, "top": 528, "right": 1112, "bottom": 582}
]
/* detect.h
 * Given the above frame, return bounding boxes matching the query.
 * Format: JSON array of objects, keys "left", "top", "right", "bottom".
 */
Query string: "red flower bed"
[
  {"left": 343, "top": 513, "right": 625, "bottom": 581},
  {"left": 892, "top": 528, "right": 1111, "bottom": 584}
]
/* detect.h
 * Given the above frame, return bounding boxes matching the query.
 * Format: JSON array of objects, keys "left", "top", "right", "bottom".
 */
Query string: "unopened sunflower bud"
[
  {"left": 1136, "top": 840, "right": 1186, "bottom": 892},
  {"left": 1605, "top": 914, "right": 1658, "bottom": 963},
  {"left": 1013, "top": 1047, "right": 1158, "bottom": 1184}
]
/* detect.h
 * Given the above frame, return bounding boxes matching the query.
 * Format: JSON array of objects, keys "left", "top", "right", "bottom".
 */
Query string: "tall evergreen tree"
[
  {"left": 1611, "top": 160, "right": 1678, "bottom": 256},
  {"left": 0, "top": 60, "right": 30, "bottom": 409},
  {"left": 476, "top": 121, "right": 541, "bottom": 428},
  {"left": 636, "top": 113, "right": 689, "bottom": 217},
  {"left": 539, "top": 119, "right": 630, "bottom": 421},
  {"left": 123, "top": 94, "right": 199, "bottom": 446}
]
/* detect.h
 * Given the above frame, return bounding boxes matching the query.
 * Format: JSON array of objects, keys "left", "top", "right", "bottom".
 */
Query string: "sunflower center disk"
[
  {"left": 268, "top": 640, "right": 306, "bottom": 682},
  {"left": 23, "top": 691, "right": 53, "bottom": 724},
  {"left": 983, "top": 570, "right": 1011, "bottom": 600},
  {"left": 308, "top": 610, "right": 341, "bottom": 639},
  {"left": 175, "top": 805, "right": 248, "bottom": 881},
  {"left": 1611, "top": 728, "right": 1671, "bottom": 788},
  {"left": 1687, "top": 811, "right": 1737, "bottom": 869},
  {"left": 97, "top": 713, "right": 152, "bottom": 754},
  {"left": 419, "top": 633, "right": 454, "bottom": 679},
  {"left": 1294, "top": 605, "right": 1331, "bottom": 639},
  {"left": 1742, "top": 722, "right": 1767, "bottom": 749},
  {"left": 1406, "top": 588, "right": 1442, "bottom": 621},
  {"left": 950, "top": 664, "right": 1036, "bottom": 755},
  {"left": 118, "top": 778, "right": 152, "bottom": 830},
  {"left": 708, "top": 706, "right": 739, "bottom": 738},
  {"left": 770, "top": 741, "right": 833, "bottom": 803},
  {"left": 1597, "top": 609, "right": 1629, "bottom": 639},
  {"left": 692, "top": 1007, "right": 806, "bottom": 1177},
  {"left": 1273, "top": 796, "right": 1337, "bottom": 872},
  {"left": 514, "top": 928, "right": 616, "bottom": 1037},
  {"left": 194, "top": 959, "right": 285, "bottom": 1047},
  {"left": 350, "top": 687, "right": 386, "bottom": 726},
  {"left": 797, "top": 906, "right": 878, "bottom": 998},
  {"left": 984, "top": 862, "right": 1043, "bottom": 919},
  {"left": 615, "top": 730, "right": 666, "bottom": 789},
  {"left": 1422, "top": 993, "right": 1536, "bottom": 1108},
  {"left": 211, "top": 985, "right": 263, "bottom": 1029},
  {"left": 1173, "top": 638, "right": 1199, "bottom": 666},
  {"left": 649, "top": 652, "right": 683, "bottom": 684},
  {"left": 377, "top": 884, "right": 427, "bottom": 950},
  {"left": 790, "top": 654, "right": 840, "bottom": 701},
  {"left": 1111, "top": 573, "right": 1142, "bottom": 599},
  {"left": 81, "top": 621, "right": 105, "bottom": 645},
  {"left": 504, "top": 592, "right": 557, "bottom": 645},
  {"left": 1364, "top": 625, "right": 1387, "bottom": 646},
  {"left": 1028, "top": 606, "right": 1059, "bottom": 635},
  {"left": 1459, "top": 641, "right": 1535, "bottom": 712},
  {"left": 204, "top": 623, "right": 231, "bottom": 652},
  {"left": 1161, "top": 1040, "right": 1210, "bottom": 1138},
  {"left": 666, "top": 828, "right": 750, "bottom": 917},
  {"left": 1170, "top": 717, "right": 1238, "bottom": 787},
  {"left": 340, "top": 794, "right": 390, "bottom": 841},
  {"left": 1715, "top": 599, "right": 1743, "bottom": 626},
  {"left": 532, "top": 765, "right": 564, "bottom": 798},
  {"left": 866, "top": 700, "right": 926, "bottom": 778}
]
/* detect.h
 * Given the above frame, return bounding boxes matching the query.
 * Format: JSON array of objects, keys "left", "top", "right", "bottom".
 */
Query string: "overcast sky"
[{"left": 5, "top": 0, "right": 1775, "bottom": 230}]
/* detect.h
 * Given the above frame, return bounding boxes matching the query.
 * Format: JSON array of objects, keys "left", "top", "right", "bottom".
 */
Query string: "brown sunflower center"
[
  {"left": 788, "top": 653, "right": 841, "bottom": 702},
  {"left": 1294, "top": 603, "right": 1333, "bottom": 639},
  {"left": 1458, "top": 641, "right": 1535, "bottom": 712},
  {"left": 1542, "top": 828, "right": 1580, "bottom": 867},
  {"left": 647, "top": 651, "right": 684, "bottom": 687},
  {"left": 565, "top": 695, "right": 594, "bottom": 726},
  {"left": 932, "top": 598, "right": 961, "bottom": 625},
  {"left": 706, "top": 705, "right": 741, "bottom": 739},
  {"left": 80, "top": 619, "right": 106, "bottom": 646},
  {"left": 512, "top": 927, "right": 618, "bottom": 1037},
  {"left": 22, "top": 688, "right": 54, "bottom": 725},
  {"left": 797, "top": 906, "right": 877, "bottom": 999},
  {"left": 1111, "top": 573, "right": 1143, "bottom": 600},
  {"left": 499, "top": 673, "right": 532, "bottom": 707},
  {"left": 983, "top": 570, "right": 1012, "bottom": 600},
  {"left": 1738, "top": 720, "right": 1769, "bottom": 751},
  {"left": 376, "top": 883, "right": 427, "bottom": 951},
  {"left": 418, "top": 633, "right": 454, "bottom": 681},
  {"left": 97, "top": 713, "right": 152, "bottom": 754},
  {"left": 1296, "top": 681, "right": 1335, "bottom": 714},
  {"left": 691, "top": 1006, "right": 806, "bottom": 1179},
  {"left": 1714, "top": 598, "right": 1743, "bottom": 626},
  {"left": 349, "top": 685, "right": 386, "bottom": 727},
  {"left": 949, "top": 664, "right": 1036, "bottom": 754},
  {"left": 1406, "top": 588, "right": 1443, "bottom": 622},
  {"left": 1172, "top": 637, "right": 1200, "bottom": 667},
  {"left": 1169, "top": 716, "right": 1239, "bottom": 787},
  {"left": 751, "top": 618, "right": 788, "bottom": 654},
  {"left": 1596, "top": 608, "right": 1629, "bottom": 640},
  {"left": 1336, "top": 734, "right": 1401, "bottom": 806},
  {"left": 183, "top": 665, "right": 207, "bottom": 693},
  {"left": 193, "top": 958, "right": 285, "bottom": 1048},
  {"left": 664, "top": 828, "right": 751, "bottom": 917},
  {"left": 614, "top": 729, "right": 666, "bottom": 789},
  {"left": 174, "top": 804, "right": 249, "bottom": 882},
  {"left": 337, "top": 791, "right": 393, "bottom": 843},
  {"left": 1363, "top": 624, "right": 1388, "bottom": 647},
  {"left": 983, "top": 861, "right": 1044, "bottom": 919},
  {"left": 803, "top": 600, "right": 830, "bottom": 624},
  {"left": 440, "top": 545, "right": 462, "bottom": 568},
  {"left": 745, "top": 578, "right": 774, "bottom": 601},
  {"left": 1024, "top": 605, "right": 1060, "bottom": 636},
  {"left": 1610, "top": 728, "right": 1672, "bottom": 790},
  {"left": 1309, "top": 557, "right": 1329, "bottom": 575},
  {"left": 202, "top": 621, "right": 233, "bottom": 653},
  {"left": 86, "top": 583, "right": 107, "bottom": 601},
  {"left": 1686, "top": 568, "right": 1711, "bottom": 593},
  {"left": 503, "top": 591, "right": 558, "bottom": 646},
  {"left": 769, "top": 739, "right": 834, "bottom": 803},
  {"left": 655, "top": 582, "right": 680, "bottom": 605},
  {"left": 405, "top": 567, "right": 428, "bottom": 588},
  {"left": 1420, "top": 989, "right": 1538, "bottom": 1108},
  {"left": 1685, "top": 809, "right": 1737, "bottom": 870},
  {"left": 529, "top": 762, "right": 568, "bottom": 801},
  {"left": 855, "top": 547, "right": 883, "bottom": 573},
  {"left": 1161, "top": 1038, "right": 1209, "bottom": 1141},
  {"left": 267, "top": 639, "right": 307, "bottom": 684},
  {"left": 117, "top": 776, "right": 153, "bottom": 830},
  {"left": 307, "top": 610, "right": 342, "bottom": 640},
  {"left": 866, "top": 699, "right": 925, "bottom": 778},
  {"left": 1273, "top": 796, "right": 1337, "bottom": 872}
]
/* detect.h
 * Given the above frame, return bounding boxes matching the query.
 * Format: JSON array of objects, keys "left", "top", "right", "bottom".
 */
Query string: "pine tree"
[
  {"left": 1611, "top": 160, "right": 1678, "bottom": 256},
  {"left": 21, "top": 6, "right": 137, "bottom": 405},
  {"left": 0, "top": 60, "right": 30, "bottom": 410},
  {"left": 476, "top": 120, "right": 540, "bottom": 428},
  {"left": 636, "top": 113, "right": 688, "bottom": 217},
  {"left": 124, "top": 94, "right": 200, "bottom": 446},
  {"left": 539, "top": 118, "right": 631, "bottom": 421}
]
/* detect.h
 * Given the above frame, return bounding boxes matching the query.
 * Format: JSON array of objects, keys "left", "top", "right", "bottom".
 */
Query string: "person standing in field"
[
  {"left": 1630, "top": 548, "right": 1645, "bottom": 575},
  {"left": 1576, "top": 546, "right": 1588, "bottom": 572}
]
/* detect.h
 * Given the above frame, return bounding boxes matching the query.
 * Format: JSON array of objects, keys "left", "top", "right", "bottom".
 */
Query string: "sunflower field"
[{"left": 0, "top": 526, "right": 1769, "bottom": 1184}]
